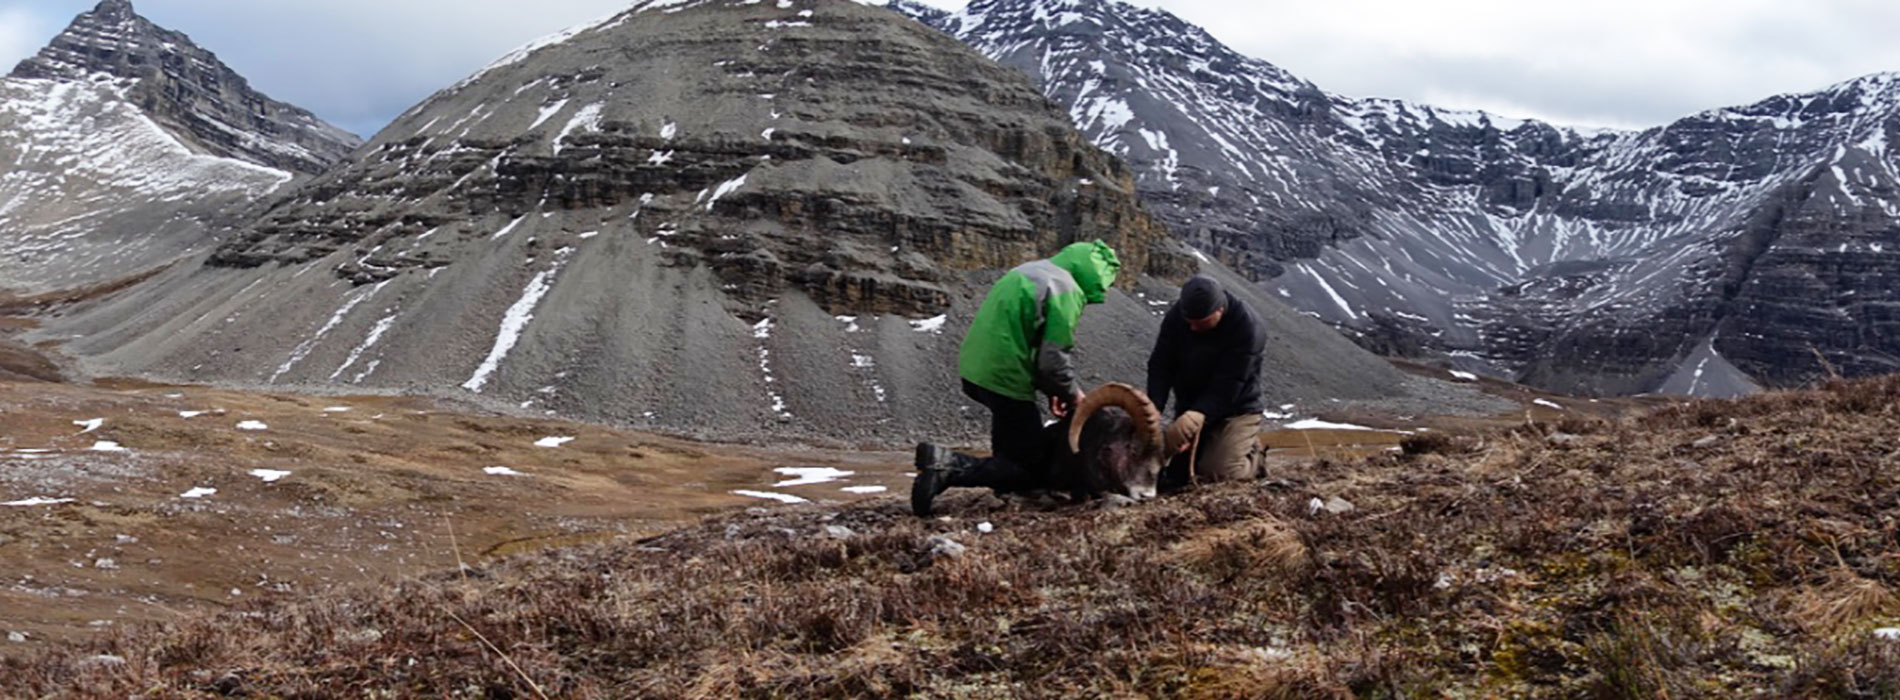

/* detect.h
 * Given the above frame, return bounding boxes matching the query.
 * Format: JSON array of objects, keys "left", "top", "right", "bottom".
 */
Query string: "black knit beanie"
[{"left": 1179, "top": 276, "right": 1226, "bottom": 320}]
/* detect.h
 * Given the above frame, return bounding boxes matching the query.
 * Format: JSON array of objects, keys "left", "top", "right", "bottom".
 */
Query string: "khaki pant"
[{"left": 1164, "top": 413, "right": 1264, "bottom": 486}]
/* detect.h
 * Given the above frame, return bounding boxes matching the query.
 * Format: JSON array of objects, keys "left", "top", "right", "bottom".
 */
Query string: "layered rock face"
[
  {"left": 206, "top": 0, "right": 1193, "bottom": 319},
  {"left": 11, "top": 0, "right": 361, "bottom": 176},
  {"left": 897, "top": 0, "right": 1900, "bottom": 396},
  {"left": 0, "top": 0, "right": 357, "bottom": 295},
  {"left": 41, "top": 0, "right": 1413, "bottom": 444}
]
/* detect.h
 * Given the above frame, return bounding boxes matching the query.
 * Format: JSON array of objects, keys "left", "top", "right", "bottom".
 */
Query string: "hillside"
[
  {"left": 25, "top": 0, "right": 1442, "bottom": 446},
  {"left": 8, "top": 376, "right": 1900, "bottom": 696},
  {"left": 896, "top": 0, "right": 1900, "bottom": 399}
]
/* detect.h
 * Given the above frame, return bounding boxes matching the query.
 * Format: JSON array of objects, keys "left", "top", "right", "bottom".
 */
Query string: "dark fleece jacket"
[{"left": 1146, "top": 290, "right": 1268, "bottom": 420}]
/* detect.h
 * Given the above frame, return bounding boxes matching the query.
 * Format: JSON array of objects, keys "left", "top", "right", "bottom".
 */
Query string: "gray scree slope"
[
  {"left": 0, "top": 0, "right": 361, "bottom": 295},
  {"left": 36, "top": 0, "right": 1422, "bottom": 446},
  {"left": 897, "top": 0, "right": 1900, "bottom": 398}
]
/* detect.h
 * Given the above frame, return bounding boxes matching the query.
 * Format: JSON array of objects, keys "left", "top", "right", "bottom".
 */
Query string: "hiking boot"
[{"left": 912, "top": 443, "right": 951, "bottom": 517}]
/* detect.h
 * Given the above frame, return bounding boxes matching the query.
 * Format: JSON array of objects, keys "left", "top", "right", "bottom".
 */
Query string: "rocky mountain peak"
[
  {"left": 9, "top": 0, "right": 360, "bottom": 175},
  {"left": 0, "top": 0, "right": 360, "bottom": 295},
  {"left": 13, "top": 0, "right": 163, "bottom": 83},
  {"left": 92, "top": 0, "right": 136, "bottom": 19}
]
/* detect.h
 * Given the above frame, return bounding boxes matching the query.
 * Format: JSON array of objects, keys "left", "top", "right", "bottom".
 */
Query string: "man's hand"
[
  {"left": 1165, "top": 411, "right": 1206, "bottom": 455},
  {"left": 1050, "top": 390, "right": 1084, "bottom": 419}
]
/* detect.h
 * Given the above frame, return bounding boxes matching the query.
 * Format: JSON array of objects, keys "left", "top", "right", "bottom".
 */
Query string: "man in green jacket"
[{"left": 912, "top": 240, "right": 1121, "bottom": 517}]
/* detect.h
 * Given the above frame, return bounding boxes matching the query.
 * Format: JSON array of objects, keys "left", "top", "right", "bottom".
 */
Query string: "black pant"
[{"left": 958, "top": 380, "right": 1049, "bottom": 492}]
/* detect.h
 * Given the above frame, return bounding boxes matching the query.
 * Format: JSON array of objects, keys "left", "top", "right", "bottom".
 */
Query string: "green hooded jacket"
[{"left": 958, "top": 241, "right": 1121, "bottom": 402}]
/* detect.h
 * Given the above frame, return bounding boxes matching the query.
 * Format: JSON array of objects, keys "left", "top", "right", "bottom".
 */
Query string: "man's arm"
[
  {"left": 1146, "top": 311, "right": 1183, "bottom": 415},
  {"left": 1033, "top": 291, "right": 1086, "bottom": 405}
]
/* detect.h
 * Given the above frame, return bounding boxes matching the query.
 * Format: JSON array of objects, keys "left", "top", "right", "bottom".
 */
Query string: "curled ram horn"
[{"left": 1067, "top": 382, "right": 1165, "bottom": 456}]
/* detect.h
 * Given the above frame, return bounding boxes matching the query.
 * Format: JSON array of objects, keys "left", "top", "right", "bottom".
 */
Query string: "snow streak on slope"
[
  {"left": 0, "top": 74, "right": 290, "bottom": 293},
  {"left": 463, "top": 250, "right": 574, "bottom": 393}
]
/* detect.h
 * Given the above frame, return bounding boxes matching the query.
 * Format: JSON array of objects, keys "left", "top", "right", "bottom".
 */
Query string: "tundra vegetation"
[{"left": 6, "top": 377, "right": 1900, "bottom": 697}]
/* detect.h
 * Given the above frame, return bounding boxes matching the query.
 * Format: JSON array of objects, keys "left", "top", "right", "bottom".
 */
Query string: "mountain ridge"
[
  {"left": 895, "top": 0, "right": 1900, "bottom": 398},
  {"left": 31, "top": 0, "right": 1439, "bottom": 447}
]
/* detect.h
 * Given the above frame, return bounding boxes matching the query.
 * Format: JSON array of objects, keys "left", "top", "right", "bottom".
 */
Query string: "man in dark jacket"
[{"left": 1146, "top": 275, "right": 1268, "bottom": 486}]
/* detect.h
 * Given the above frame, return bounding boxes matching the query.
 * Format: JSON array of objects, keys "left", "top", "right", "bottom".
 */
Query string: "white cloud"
[{"left": 1116, "top": 0, "right": 1900, "bottom": 128}]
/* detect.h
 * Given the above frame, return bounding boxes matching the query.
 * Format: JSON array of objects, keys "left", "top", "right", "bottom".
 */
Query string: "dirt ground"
[
  {"left": 0, "top": 376, "right": 918, "bottom": 646},
  {"left": 0, "top": 374, "right": 1442, "bottom": 646}
]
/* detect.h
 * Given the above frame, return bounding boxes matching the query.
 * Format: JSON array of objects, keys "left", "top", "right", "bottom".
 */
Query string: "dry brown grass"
[
  {"left": 9, "top": 376, "right": 1900, "bottom": 696},
  {"left": 1163, "top": 517, "right": 1309, "bottom": 583},
  {"left": 1793, "top": 571, "right": 1898, "bottom": 636}
]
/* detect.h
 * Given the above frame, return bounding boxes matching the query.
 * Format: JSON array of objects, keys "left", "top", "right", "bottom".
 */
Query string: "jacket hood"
[{"left": 1051, "top": 241, "right": 1120, "bottom": 304}]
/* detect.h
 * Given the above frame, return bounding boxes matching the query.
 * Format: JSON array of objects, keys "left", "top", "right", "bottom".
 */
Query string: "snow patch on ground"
[
  {"left": 534, "top": 436, "right": 575, "bottom": 448},
  {"left": 179, "top": 487, "right": 217, "bottom": 499},
  {"left": 250, "top": 469, "right": 291, "bottom": 483},
  {"left": 88, "top": 441, "right": 127, "bottom": 452},
  {"left": 553, "top": 102, "right": 604, "bottom": 154},
  {"left": 842, "top": 485, "right": 888, "bottom": 494},
  {"left": 1283, "top": 419, "right": 1410, "bottom": 433},
  {"left": 236, "top": 421, "right": 269, "bottom": 431},
  {"left": 73, "top": 418, "right": 104, "bottom": 434},
  {"left": 705, "top": 173, "right": 748, "bottom": 211},
  {"left": 484, "top": 466, "right": 526, "bottom": 476},
  {"left": 773, "top": 467, "right": 854, "bottom": 487},
  {"left": 731, "top": 490, "right": 809, "bottom": 504},
  {"left": 529, "top": 98, "right": 570, "bottom": 131},
  {"left": 2, "top": 497, "right": 73, "bottom": 507},
  {"left": 910, "top": 315, "right": 948, "bottom": 334}
]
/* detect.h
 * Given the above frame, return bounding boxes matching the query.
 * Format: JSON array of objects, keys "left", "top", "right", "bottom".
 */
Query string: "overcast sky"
[{"left": 3, "top": 0, "right": 1898, "bottom": 138}]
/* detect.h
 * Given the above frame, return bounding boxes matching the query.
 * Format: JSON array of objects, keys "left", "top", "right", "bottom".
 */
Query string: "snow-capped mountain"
[
  {"left": 38, "top": 0, "right": 1412, "bottom": 444},
  {"left": 899, "top": 0, "right": 1900, "bottom": 397},
  {"left": 0, "top": 0, "right": 360, "bottom": 295},
  {"left": 11, "top": 0, "right": 359, "bottom": 175}
]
